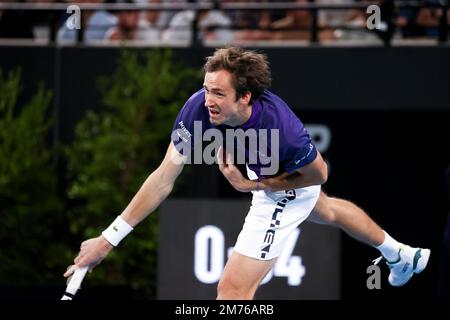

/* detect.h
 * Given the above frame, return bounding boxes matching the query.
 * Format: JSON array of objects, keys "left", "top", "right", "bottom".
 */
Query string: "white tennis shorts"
[{"left": 233, "top": 168, "right": 321, "bottom": 260}]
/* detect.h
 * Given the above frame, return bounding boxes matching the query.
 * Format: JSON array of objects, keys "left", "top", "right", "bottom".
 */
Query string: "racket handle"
[{"left": 61, "top": 266, "right": 89, "bottom": 300}]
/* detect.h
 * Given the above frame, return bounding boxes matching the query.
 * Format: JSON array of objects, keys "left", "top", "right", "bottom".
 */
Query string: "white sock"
[{"left": 376, "top": 231, "right": 401, "bottom": 262}]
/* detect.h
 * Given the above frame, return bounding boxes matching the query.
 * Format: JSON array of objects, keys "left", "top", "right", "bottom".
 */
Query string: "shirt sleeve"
[
  {"left": 282, "top": 120, "right": 318, "bottom": 173},
  {"left": 284, "top": 142, "right": 318, "bottom": 173},
  {"left": 171, "top": 90, "right": 203, "bottom": 156}
]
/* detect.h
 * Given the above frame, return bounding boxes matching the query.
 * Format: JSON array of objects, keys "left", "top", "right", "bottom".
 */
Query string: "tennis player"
[{"left": 65, "top": 47, "right": 430, "bottom": 299}]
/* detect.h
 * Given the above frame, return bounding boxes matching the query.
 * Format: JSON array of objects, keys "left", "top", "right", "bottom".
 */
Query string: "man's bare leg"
[
  {"left": 308, "top": 191, "right": 431, "bottom": 287},
  {"left": 308, "top": 191, "right": 385, "bottom": 247},
  {"left": 217, "top": 251, "right": 276, "bottom": 300}
]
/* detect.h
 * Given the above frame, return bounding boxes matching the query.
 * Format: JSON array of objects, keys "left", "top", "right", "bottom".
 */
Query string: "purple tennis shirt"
[{"left": 171, "top": 89, "right": 317, "bottom": 178}]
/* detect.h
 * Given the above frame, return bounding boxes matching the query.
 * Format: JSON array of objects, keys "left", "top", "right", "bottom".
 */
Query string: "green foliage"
[
  {"left": 0, "top": 69, "right": 66, "bottom": 284},
  {"left": 65, "top": 49, "right": 201, "bottom": 298}
]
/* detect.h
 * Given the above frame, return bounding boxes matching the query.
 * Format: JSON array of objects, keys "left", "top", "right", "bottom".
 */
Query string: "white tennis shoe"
[{"left": 373, "top": 244, "right": 431, "bottom": 287}]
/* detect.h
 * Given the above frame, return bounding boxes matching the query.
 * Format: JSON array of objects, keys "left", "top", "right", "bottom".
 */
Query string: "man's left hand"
[{"left": 217, "top": 146, "right": 253, "bottom": 192}]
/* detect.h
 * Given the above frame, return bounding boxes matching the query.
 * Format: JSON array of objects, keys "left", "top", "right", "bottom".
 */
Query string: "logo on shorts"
[{"left": 260, "top": 190, "right": 296, "bottom": 259}]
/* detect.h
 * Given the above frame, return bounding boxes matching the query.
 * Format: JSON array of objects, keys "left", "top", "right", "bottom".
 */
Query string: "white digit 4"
[{"left": 273, "top": 228, "right": 305, "bottom": 286}]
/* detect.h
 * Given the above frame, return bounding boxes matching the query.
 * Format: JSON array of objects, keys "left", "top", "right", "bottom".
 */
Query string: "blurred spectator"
[
  {"left": 106, "top": 0, "right": 162, "bottom": 42},
  {"left": 140, "top": 0, "right": 166, "bottom": 41},
  {"left": 162, "top": 1, "right": 233, "bottom": 45},
  {"left": 134, "top": 0, "right": 182, "bottom": 36},
  {"left": 226, "top": 0, "right": 264, "bottom": 30},
  {"left": 415, "top": 0, "right": 450, "bottom": 38},
  {"left": 156, "top": 0, "right": 187, "bottom": 28},
  {"left": 370, "top": 0, "right": 450, "bottom": 41},
  {"left": 395, "top": 0, "right": 423, "bottom": 38},
  {"left": 270, "top": 0, "right": 313, "bottom": 41},
  {"left": 315, "top": 0, "right": 382, "bottom": 43},
  {"left": 317, "top": 0, "right": 363, "bottom": 41},
  {"left": 106, "top": 5, "right": 141, "bottom": 41},
  {"left": 57, "top": 0, "right": 117, "bottom": 44},
  {"left": 227, "top": 0, "right": 285, "bottom": 41}
]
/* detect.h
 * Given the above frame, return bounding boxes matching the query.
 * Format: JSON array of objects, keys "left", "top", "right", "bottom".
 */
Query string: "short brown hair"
[{"left": 204, "top": 47, "right": 272, "bottom": 101}]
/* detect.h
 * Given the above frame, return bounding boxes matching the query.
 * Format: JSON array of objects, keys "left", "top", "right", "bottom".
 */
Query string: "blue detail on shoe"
[
  {"left": 412, "top": 249, "right": 422, "bottom": 271},
  {"left": 373, "top": 245, "right": 430, "bottom": 286},
  {"left": 402, "top": 262, "right": 410, "bottom": 273},
  {"left": 385, "top": 248, "right": 402, "bottom": 267}
]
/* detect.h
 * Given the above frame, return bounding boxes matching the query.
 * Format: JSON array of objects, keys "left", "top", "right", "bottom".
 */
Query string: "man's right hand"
[{"left": 63, "top": 235, "right": 114, "bottom": 277}]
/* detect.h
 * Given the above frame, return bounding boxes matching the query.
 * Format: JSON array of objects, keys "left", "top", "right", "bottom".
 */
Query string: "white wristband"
[{"left": 101, "top": 216, "right": 134, "bottom": 247}]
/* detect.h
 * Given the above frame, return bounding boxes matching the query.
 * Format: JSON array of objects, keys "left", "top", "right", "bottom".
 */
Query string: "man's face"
[
  {"left": 203, "top": 69, "right": 250, "bottom": 126},
  {"left": 119, "top": 11, "right": 139, "bottom": 30}
]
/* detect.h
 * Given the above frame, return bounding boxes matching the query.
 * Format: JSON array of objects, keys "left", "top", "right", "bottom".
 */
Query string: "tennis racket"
[{"left": 61, "top": 266, "right": 89, "bottom": 300}]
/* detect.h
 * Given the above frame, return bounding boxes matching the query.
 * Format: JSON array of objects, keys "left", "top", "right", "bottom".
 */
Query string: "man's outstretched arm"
[
  {"left": 120, "top": 142, "right": 186, "bottom": 226},
  {"left": 64, "top": 142, "right": 185, "bottom": 276}
]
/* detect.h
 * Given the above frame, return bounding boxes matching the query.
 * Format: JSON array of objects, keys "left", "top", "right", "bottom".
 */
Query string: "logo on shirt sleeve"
[
  {"left": 295, "top": 143, "right": 313, "bottom": 164},
  {"left": 177, "top": 121, "right": 192, "bottom": 143}
]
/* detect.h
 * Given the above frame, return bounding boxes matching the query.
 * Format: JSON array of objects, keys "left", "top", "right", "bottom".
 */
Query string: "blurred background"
[{"left": 0, "top": 0, "right": 449, "bottom": 301}]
